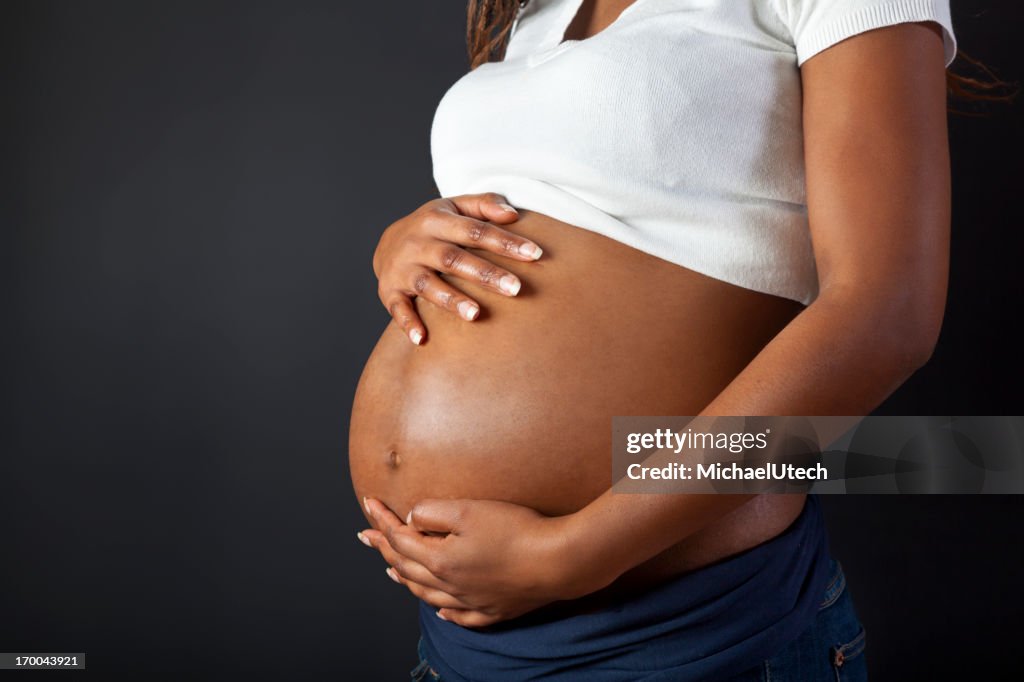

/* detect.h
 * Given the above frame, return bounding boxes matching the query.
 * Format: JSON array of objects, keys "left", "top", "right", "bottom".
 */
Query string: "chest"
[{"left": 434, "top": 0, "right": 802, "bottom": 183}]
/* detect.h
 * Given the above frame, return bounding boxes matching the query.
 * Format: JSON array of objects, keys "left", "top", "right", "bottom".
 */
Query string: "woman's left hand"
[{"left": 358, "top": 497, "right": 612, "bottom": 628}]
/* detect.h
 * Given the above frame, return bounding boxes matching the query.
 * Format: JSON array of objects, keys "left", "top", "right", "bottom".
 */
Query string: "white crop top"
[{"left": 430, "top": 0, "right": 957, "bottom": 304}]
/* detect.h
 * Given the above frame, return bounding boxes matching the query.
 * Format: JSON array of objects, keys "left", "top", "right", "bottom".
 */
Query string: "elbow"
[
  {"left": 820, "top": 278, "right": 946, "bottom": 376},
  {"left": 892, "top": 282, "right": 946, "bottom": 374},
  {"left": 900, "top": 324, "right": 940, "bottom": 373},
  {"left": 879, "top": 298, "right": 945, "bottom": 377}
]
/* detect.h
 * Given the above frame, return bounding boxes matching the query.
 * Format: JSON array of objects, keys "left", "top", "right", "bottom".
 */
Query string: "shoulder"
[{"left": 765, "top": 0, "right": 957, "bottom": 68}]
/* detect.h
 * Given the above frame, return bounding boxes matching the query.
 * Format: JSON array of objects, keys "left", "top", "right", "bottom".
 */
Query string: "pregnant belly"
[{"left": 350, "top": 210, "right": 806, "bottom": 576}]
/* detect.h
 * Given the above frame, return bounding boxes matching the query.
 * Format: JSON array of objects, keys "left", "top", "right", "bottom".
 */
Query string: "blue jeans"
[
  {"left": 726, "top": 557, "right": 868, "bottom": 681},
  {"left": 410, "top": 558, "right": 867, "bottom": 682}
]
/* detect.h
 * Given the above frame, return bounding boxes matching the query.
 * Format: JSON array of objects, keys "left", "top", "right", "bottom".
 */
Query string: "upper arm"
[{"left": 799, "top": 21, "right": 951, "bottom": 344}]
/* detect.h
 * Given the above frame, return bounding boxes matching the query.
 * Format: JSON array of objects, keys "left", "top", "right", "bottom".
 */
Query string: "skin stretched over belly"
[{"left": 349, "top": 210, "right": 807, "bottom": 583}]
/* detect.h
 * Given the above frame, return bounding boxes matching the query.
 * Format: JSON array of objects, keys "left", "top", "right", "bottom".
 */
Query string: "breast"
[
  {"left": 348, "top": 211, "right": 801, "bottom": 523},
  {"left": 430, "top": 12, "right": 818, "bottom": 305}
]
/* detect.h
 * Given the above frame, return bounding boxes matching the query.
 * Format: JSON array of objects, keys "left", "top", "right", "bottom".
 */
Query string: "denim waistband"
[{"left": 417, "top": 494, "right": 833, "bottom": 682}]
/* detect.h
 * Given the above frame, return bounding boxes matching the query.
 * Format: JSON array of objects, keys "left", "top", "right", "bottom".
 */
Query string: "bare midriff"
[{"left": 349, "top": 209, "right": 808, "bottom": 596}]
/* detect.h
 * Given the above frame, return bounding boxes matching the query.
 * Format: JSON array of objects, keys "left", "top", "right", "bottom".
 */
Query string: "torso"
[
  {"left": 351, "top": 0, "right": 811, "bottom": 605},
  {"left": 349, "top": 210, "right": 808, "bottom": 599}
]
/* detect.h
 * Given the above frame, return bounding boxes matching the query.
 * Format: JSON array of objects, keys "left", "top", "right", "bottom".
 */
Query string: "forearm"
[{"left": 562, "top": 287, "right": 931, "bottom": 592}]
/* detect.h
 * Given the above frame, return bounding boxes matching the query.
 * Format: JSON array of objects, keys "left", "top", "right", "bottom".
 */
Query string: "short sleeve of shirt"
[{"left": 776, "top": 0, "right": 958, "bottom": 68}]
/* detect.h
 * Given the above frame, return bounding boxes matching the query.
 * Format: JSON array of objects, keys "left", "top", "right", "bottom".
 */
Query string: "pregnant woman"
[{"left": 350, "top": 0, "right": 963, "bottom": 679}]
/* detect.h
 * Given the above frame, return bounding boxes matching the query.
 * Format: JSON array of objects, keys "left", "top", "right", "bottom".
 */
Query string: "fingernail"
[
  {"left": 457, "top": 301, "right": 479, "bottom": 321},
  {"left": 357, "top": 531, "right": 371, "bottom": 547},
  {"left": 386, "top": 567, "right": 401, "bottom": 584},
  {"left": 436, "top": 610, "right": 448, "bottom": 621},
  {"left": 499, "top": 275, "right": 521, "bottom": 296},
  {"left": 519, "top": 243, "right": 543, "bottom": 260},
  {"left": 409, "top": 329, "right": 423, "bottom": 345},
  {"left": 498, "top": 203, "right": 517, "bottom": 214},
  {"left": 405, "top": 510, "right": 413, "bottom": 525},
  {"left": 363, "top": 496, "right": 371, "bottom": 514}
]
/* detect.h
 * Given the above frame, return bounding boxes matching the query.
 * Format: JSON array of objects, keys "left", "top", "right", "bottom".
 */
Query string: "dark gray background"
[{"left": 3, "top": 1, "right": 1022, "bottom": 679}]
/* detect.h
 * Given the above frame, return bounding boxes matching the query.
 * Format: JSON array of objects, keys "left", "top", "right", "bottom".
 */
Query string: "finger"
[
  {"left": 365, "top": 498, "right": 453, "bottom": 569},
  {"left": 361, "top": 529, "right": 451, "bottom": 592},
  {"left": 373, "top": 520, "right": 447, "bottom": 574},
  {"left": 364, "top": 497, "right": 406, "bottom": 530},
  {"left": 446, "top": 193, "right": 520, "bottom": 225},
  {"left": 437, "top": 213, "right": 543, "bottom": 262},
  {"left": 408, "top": 269, "right": 482, "bottom": 320},
  {"left": 436, "top": 608, "right": 500, "bottom": 628},
  {"left": 386, "top": 569, "right": 473, "bottom": 610},
  {"left": 365, "top": 498, "right": 434, "bottom": 560},
  {"left": 383, "top": 294, "right": 426, "bottom": 345},
  {"left": 408, "top": 499, "right": 469, "bottom": 535},
  {"left": 429, "top": 243, "right": 524, "bottom": 298}
]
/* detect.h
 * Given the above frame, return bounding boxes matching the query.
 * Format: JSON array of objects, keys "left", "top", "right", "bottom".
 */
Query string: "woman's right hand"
[{"left": 373, "top": 193, "right": 544, "bottom": 345}]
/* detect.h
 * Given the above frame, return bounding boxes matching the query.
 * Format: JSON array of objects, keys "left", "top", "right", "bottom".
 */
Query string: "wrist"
[{"left": 542, "top": 507, "right": 628, "bottom": 601}]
